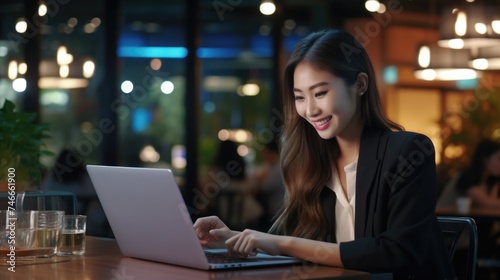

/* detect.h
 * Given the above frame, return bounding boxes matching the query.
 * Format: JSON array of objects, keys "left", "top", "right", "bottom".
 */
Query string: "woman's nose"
[{"left": 306, "top": 99, "right": 320, "bottom": 117}]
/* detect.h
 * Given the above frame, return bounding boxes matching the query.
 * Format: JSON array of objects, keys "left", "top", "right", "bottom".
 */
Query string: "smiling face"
[{"left": 293, "top": 61, "right": 363, "bottom": 140}]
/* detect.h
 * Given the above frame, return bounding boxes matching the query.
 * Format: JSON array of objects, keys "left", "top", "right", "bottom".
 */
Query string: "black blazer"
[{"left": 321, "top": 128, "right": 455, "bottom": 280}]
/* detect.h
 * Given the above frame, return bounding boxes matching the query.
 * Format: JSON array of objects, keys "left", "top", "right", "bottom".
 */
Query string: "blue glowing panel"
[
  {"left": 383, "top": 66, "right": 398, "bottom": 85},
  {"left": 118, "top": 46, "right": 245, "bottom": 58},
  {"left": 456, "top": 79, "right": 478, "bottom": 90},
  {"left": 118, "top": 47, "right": 188, "bottom": 58},
  {"left": 132, "top": 108, "right": 152, "bottom": 133},
  {"left": 197, "top": 48, "right": 241, "bottom": 58}
]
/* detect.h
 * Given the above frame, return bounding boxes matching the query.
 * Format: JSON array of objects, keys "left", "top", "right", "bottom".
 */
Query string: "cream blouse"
[{"left": 327, "top": 161, "right": 357, "bottom": 243}]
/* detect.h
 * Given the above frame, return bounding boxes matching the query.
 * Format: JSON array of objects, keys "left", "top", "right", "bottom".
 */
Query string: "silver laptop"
[{"left": 86, "top": 165, "right": 301, "bottom": 270}]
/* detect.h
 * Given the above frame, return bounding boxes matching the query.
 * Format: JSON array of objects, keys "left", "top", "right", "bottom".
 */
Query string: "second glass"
[{"left": 57, "top": 215, "right": 86, "bottom": 255}]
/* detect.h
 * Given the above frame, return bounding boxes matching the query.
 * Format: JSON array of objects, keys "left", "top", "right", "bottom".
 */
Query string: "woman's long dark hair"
[{"left": 269, "top": 29, "right": 402, "bottom": 239}]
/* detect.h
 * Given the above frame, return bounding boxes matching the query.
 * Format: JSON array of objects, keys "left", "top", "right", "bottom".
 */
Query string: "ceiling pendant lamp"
[
  {"left": 470, "top": 45, "right": 500, "bottom": 70},
  {"left": 414, "top": 43, "right": 479, "bottom": 81},
  {"left": 438, "top": 3, "right": 500, "bottom": 50}
]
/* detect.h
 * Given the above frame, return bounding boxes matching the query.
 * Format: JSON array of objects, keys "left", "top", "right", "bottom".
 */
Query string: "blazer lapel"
[{"left": 354, "top": 128, "right": 383, "bottom": 238}]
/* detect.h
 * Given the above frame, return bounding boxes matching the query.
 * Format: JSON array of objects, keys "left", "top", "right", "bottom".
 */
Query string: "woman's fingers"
[
  {"left": 193, "top": 216, "right": 233, "bottom": 249},
  {"left": 209, "top": 228, "right": 232, "bottom": 240},
  {"left": 194, "top": 216, "right": 227, "bottom": 238},
  {"left": 226, "top": 230, "right": 258, "bottom": 257},
  {"left": 193, "top": 216, "right": 225, "bottom": 230}
]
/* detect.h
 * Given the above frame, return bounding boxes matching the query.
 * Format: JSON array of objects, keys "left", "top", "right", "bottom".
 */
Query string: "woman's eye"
[
  {"left": 315, "top": 91, "right": 327, "bottom": 97},
  {"left": 294, "top": 96, "right": 304, "bottom": 101}
]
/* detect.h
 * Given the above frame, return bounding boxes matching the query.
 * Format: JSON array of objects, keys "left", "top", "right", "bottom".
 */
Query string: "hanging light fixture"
[
  {"left": 259, "top": 0, "right": 276, "bottom": 16},
  {"left": 38, "top": 55, "right": 95, "bottom": 89},
  {"left": 469, "top": 45, "right": 500, "bottom": 70},
  {"left": 414, "top": 43, "right": 479, "bottom": 81},
  {"left": 3, "top": 44, "right": 95, "bottom": 90},
  {"left": 438, "top": 3, "right": 500, "bottom": 49}
]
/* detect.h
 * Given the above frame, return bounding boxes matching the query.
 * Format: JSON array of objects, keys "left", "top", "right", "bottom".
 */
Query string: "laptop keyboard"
[{"left": 205, "top": 252, "right": 259, "bottom": 263}]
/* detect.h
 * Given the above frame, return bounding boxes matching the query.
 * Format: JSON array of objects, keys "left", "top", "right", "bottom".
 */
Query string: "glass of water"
[{"left": 57, "top": 215, "right": 86, "bottom": 255}]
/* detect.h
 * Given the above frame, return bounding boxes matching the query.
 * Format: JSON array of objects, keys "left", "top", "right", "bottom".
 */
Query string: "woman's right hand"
[{"left": 193, "top": 216, "right": 238, "bottom": 248}]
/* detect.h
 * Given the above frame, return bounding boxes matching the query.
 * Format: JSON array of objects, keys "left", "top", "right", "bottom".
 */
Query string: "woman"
[
  {"left": 194, "top": 29, "right": 454, "bottom": 279},
  {"left": 456, "top": 139, "right": 500, "bottom": 209}
]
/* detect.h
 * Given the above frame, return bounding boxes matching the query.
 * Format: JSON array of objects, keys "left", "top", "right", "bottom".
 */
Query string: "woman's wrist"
[{"left": 277, "top": 235, "right": 294, "bottom": 255}]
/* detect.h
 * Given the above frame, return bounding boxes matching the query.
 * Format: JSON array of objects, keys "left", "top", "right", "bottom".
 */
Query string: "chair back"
[
  {"left": 0, "top": 190, "right": 78, "bottom": 214},
  {"left": 438, "top": 216, "right": 478, "bottom": 280}
]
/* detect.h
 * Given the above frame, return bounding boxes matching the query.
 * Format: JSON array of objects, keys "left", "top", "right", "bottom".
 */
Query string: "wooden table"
[{"left": 1, "top": 236, "right": 371, "bottom": 279}]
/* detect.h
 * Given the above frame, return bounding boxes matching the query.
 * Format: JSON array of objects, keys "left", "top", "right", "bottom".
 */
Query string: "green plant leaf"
[{"left": 0, "top": 99, "right": 54, "bottom": 184}]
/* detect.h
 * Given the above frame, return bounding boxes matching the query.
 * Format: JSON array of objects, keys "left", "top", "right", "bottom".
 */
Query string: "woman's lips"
[{"left": 312, "top": 116, "right": 332, "bottom": 131}]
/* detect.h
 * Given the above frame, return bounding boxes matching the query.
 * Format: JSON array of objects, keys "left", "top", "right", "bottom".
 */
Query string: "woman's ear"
[{"left": 355, "top": 73, "right": 368, "bottom": 96}]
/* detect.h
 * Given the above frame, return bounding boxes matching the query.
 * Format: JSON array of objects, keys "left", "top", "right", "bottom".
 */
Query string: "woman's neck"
[{"left": 336, "top": 123, "right": 363, "bottom": 163}]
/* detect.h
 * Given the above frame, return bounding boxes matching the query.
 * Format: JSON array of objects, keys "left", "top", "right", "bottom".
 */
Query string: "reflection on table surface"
[{"left": 0, "top": 236, "right": 371, "bottom": 280}]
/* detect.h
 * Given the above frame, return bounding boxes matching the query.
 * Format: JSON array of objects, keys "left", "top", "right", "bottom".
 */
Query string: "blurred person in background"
[
  {"left": 245, "top": 138, "right": 284, "bottom": 231},
  {"left": 456, "top": 139, "right": 500, "bottom": 209},
  {"left": 456, "top": 139, "right": 500, "bottom": 262},
  {"left": 199, "top": 140, "right": 261, "bottom": 229},
  {"left": 42, "top": 147, "right": 111, "bottom": 237}
]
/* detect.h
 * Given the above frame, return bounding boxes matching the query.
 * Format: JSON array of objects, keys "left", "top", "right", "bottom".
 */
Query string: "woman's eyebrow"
[{"left": 293, "top": 81, "right": 329, "bottom": 93}]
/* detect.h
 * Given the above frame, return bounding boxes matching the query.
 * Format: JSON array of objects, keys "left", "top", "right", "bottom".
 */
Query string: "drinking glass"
[
  {"left": 0, "top": 210, "right": 64, "bottom": 259},
  {"left": 57, "top": 215, "right": 86, "bottom": 255}
]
